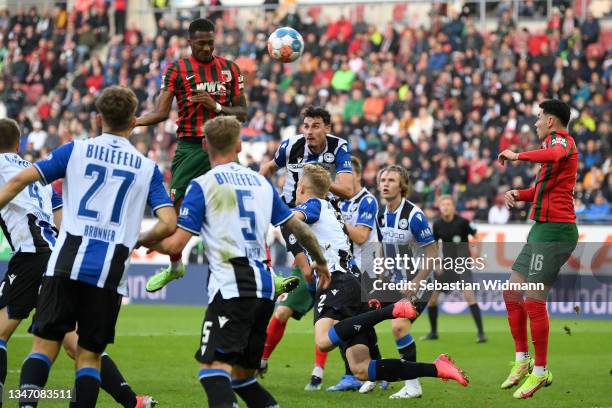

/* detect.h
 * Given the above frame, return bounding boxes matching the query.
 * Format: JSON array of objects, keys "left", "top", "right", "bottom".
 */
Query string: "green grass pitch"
[{"left": 4, "top": 305, "right": 611, "bottom": 407}]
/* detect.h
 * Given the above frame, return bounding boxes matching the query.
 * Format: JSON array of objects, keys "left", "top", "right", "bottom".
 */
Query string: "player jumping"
[
  {"left": 296, "top": 164, "right": 468, "bottom": 390},
  {"left": 498, "top": 99, "right": 578, "bottom": 399},
  {"left": 138, "top": 116, "right": 332, "bottom": 408},
  {"left": 136, "top": 18, "right": 247, "bottom": 291}
]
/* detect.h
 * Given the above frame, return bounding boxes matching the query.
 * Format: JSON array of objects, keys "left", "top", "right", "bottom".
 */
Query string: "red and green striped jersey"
[
  {"left": 161, "top": 55, "right": 244, "bottom": 139},
  {"left": 516, "top": 130, "right": 578, "bottom": 223}
]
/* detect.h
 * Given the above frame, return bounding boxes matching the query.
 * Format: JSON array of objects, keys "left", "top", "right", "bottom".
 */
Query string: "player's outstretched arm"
[
  {"left": 137, "top": 206, "right": 177, "bottom": 249},
  {"left": 225, "top": 94, "right": 248, "bottom": 122},
  {"left": 135, "top": 91, "right": 174, "bottom": 127},
  {"left": 345, "top": 224, "right": 371, "bottom": 245},
  {"left": 283, "top": 215, "right": 330, "bottom": 289},
  {"left": 259, "top": 160, "right": 278, "bottom": 178},
  {"left": 53, "top": 208, "right": 63, "bottom": 229},
  {"left": 329, "top": 172, "right": 353, "bottom": 199},
  {"left": 0, "top": 167, "right": 41, "bottom": 209}
]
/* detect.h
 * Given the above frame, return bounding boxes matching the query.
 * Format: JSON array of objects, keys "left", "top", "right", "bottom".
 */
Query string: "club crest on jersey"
[
  {"left": 221, "top": 70, "right": 232, "bottom": 82},
  {"left": 323, "top": 153, "right": 335, "bottom": 163},
  {"left": 288, "top": 234, "right": 297, "bottom": 245},
  {"left": 399, "top": 219, "right": 409, "bottom": 229}
]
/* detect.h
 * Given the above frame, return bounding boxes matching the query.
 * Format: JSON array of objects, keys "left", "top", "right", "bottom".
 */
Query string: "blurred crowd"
[{"left": 0, "top": 1, "right": 610, "bottom": 223}]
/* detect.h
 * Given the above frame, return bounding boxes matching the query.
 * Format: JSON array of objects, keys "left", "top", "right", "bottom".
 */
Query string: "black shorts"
[
  {"left": 0, "top": 252, "right": 49, "bottom": 320},
  {"left": 196, "top": 294, "right": 275, "bottom": 369},
  {"left": 30, "top": 277, "right": 122, "bottom": 354}
]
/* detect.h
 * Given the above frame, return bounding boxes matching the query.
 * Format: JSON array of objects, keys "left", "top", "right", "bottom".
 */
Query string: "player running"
[
  {"left": 296, "top": 165, "right": 468, "bottom": 390},
  {"left": 136, "top": 18, "right": 247, "bottom": 291},
  {"left": 329, "top": 156, "right": 387, "bottom": 393},
  {"left": 258, "top": 106, "right": 354, "bottom": 390},
  {"left": 0, "top": 87, "right": 176, "bottom": 407},
  {"left": 375, "top": 165, "right": 439, "bottom": 399},
  {"left": 138, "top": 116, "right": 332, "bottom": 408},
  {"left": 498, "top": 99, "right": 578, "bottom": 399},
  {"left": 422, "top": 194, "right": 487, "bottom": 343}
]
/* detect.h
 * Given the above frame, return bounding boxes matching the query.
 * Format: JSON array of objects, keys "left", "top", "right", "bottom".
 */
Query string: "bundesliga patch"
[{"left": 551, "top": 137, "right": 567, "bottom": 148}]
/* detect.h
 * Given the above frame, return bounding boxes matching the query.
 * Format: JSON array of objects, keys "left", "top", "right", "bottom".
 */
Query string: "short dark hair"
[
  {"left": 189, "top": 18, "right": 215, "bottom": 37},
  {"left": 539, "top": 99, "right": 571, "bottom": 127},
  {"left": 95, "top": 86, "right": 138, "bottom": 131},
  {"left": 302, "top": 106, "right": 331, "bottom": 126},
  {"left": 0, "top": 118, "right": 21, "bottom": 150}
]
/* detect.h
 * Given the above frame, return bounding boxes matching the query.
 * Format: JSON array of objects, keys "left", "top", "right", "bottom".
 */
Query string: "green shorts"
[
  {"left": 512, "top": 222, "right": 578, "bottom": 286},
  {"left": 279, "top": 266, "right": 315, "bottom": 320},
  {"left": 170, "top": 140, "right": 211, "bottom": 202}
]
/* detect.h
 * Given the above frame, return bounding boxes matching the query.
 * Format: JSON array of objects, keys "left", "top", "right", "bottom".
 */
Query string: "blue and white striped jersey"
[
  {"left": 273, "top": 134, "right": 352, "bottom": 207},
  {"left": 295, "top": 198, "right": 351, "bottom": 274},
  {"left": 0, "top": 153, "right": 61, "bottom": 254},
  {"left": 339, "top": 187, "right": 378, "bottom": 267},
  {"left": 34, "top": 134, "right": 173, "bottom": 296},
  {"left": 377, "top": 198, "right": 435, "bottom": 281},
  {"left": 178, "top": 162, "right": 293, "bottom": 303}
]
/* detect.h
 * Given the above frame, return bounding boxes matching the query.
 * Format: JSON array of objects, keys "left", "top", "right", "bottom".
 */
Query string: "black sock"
[
  {"left": 19, "top": 353, "right": 52, "bottom": 408},
  {"left": 469, "top": 304, "right": 484, "bottom": 334},
  {"left": 100, "top": 353, "right": 137, "bottom": 408},
  {"left": 231, "top": 377, "right": 278, "bottom": 408},
  {"left": 428, "top": 305, "right": 438, "bottom": 334},
  {"left": 367, "top": 359, "right": 437, "bottom": 382},
  {"left": 396, "top": 334, "right": 416, "bottom": 362},
  {"left": 70, "top": 368, "right": 101, "bottom": 408},
  {"left": 0, "top": 340, "right": 7, "bottom": 405},
  {"left": 328, "top": 304, "right": 395, "bottom": 345},
  {"left": 339, "top": 348, "right": 352, "bottom": 376},
  {"left": 199, "top": 369, "right": 237, "bottom": 408}
]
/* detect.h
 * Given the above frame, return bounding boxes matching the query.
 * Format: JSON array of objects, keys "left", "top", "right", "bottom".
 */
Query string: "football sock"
[
  {"left": 19, "top": 353, "right": 52, "bottom": 408},
  {"left": 525, "top": 298, "right": 549, "bottom": 369},
  {"left": 314, "top": 344, "right": 328, "bottom": 371},
  {"left": 396, "top": 334, "right": 416, "bottom": 362},
  {"left": 262, "top": 316, "right": 286, "bottom": 360},
  {"left": 232, "top": 377, "right": 278, "bottom": 408},
  {"left": 328, "top": 304, "right": 395, "bottom": 345},
  {"left": 169, "top": 253, "right": 182, "bottom": 272},
  {"left": 533, "top": 366, "right": 547, "bottom": 376},
  {"left": 71, "top": 368, "right": 101, "bottom": 408},
  {"left": 0, "top": 339, "right": 7, "bottom": 403},
  {"left": 516, "top": 352, "right": 530, "bottom": 362},
  {"left": 427, "top": 305, "right": 438, "bottom": 334},
  {"left": 469, "top": 303, "right": 484, "bottom": 334},
  {"left": 199, "top": 369, "right": 237, "bottom": 408},
  {"left": 367, "top": 359, "right": 437, "bottom": 382},
  {"left": 503, "top": 290, "right": 528, "bottom": 353},
  {"left": 311, "top": 365, "right": 323, "bottom": 379},
  {"left": 100, "top": 353, "right": 137, "bottom": 408},
  {"left": 340, "top": 347, "right": 351, "bottom": 376}
]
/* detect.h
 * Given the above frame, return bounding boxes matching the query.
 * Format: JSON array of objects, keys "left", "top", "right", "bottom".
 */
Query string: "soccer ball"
[{"left": 267, "top": 27, "right": 304, "bottom": 63}]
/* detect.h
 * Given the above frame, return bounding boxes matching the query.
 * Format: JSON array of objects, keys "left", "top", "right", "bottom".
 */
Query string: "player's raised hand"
[
  {"left": 312, "top": 261, "right": 331, "bottom": 290},
  {"left": 498, "top": 149, "right": 519, "bottom": 166},
  {"left": 189, "top": 90, "right": 217, "bottom": 111},
  {"left": 504, "top": 189, "right": 520, "bottom": 208}
]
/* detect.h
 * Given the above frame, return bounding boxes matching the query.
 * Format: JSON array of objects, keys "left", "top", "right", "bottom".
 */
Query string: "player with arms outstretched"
[
  {"left": 139, "top": 116, "right": 332, "bottom": 408},
  {"left": 136, "top": 18, "right": 248, "bottom": 291},
  {"left": 0, "top": 87, "right": 176, "bottom": 407},
  {"left": 259, "top": 106, "right": 354, "bottom": 389},
  {"left": 498, "top": 99, "right": 578, "bottom": 399}
]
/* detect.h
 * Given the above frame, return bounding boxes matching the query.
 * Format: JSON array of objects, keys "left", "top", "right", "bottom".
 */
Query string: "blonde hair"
[
  {"left": 302, "top": 164, "right": 331, "bottom": 198},
  {"left": 437, "top": 194, "right": 455, "bottom": 205},
  {"left": 378, "top": 165, "right": 411, "bottom": 197},
  {"left": 351, "top": 156, "right": 362, "bottom": 175},
  {"left": 203, "top": 116, "right": 241, "bottom": 154}
]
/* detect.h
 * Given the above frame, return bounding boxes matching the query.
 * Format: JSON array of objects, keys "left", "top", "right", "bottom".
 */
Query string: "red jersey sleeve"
[
  {"left": 161, "top": 62, "right": 179, "bottom": 94},
  {"left": 229, "top": 62, "right": 244, "bottom": 99},
  {"left": 517, "top": 187, "right": 535, "bottom": 202},
  {"left": 517, "top": 134, "right": 573, "bottom": 163}
]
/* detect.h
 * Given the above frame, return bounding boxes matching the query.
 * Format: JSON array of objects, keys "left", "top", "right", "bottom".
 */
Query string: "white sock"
[
  {"left": 170, "top": 259, "right": 183, "bottom": 272},
  {"left": 516, "top": 352, "right": 530, "bottom": 362},
  {"left": 533, "top": 366, "right": 546, "bottom": 376},
  {"left": 312, "top": 366, "right": 324, "bottom": 378}
]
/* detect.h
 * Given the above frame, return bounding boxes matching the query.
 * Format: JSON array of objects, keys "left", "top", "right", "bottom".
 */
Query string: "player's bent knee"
[
  {"left": 275, "top": 306, "right": 292, "bottom": 322},
  {"left": 391, "top": 321, "right": 410, "bottom": 339},
  {"left": 315, "top": 337, "right": 333, "bottom": 353}
]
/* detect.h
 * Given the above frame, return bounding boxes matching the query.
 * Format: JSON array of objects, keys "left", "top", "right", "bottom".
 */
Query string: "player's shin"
[
  {"left": 199, "top": 368, "right": 237, "bottom": 408},
  {"left": 503, "top": 290, "right": 529, "bottom": 359},
  {"left": 19, "top": 352, "right": 53, "bottom": 407},
  {"left": 71, "top": 367, "right": 101, "bottom": 408},
  {"left": 327, "top": 303, "right": 407, "bottom": 346},
  {"left": 232, "top": 377, "right": 278, "bottom": 408},
  {"left": 525, "top": 298, "right": 549, "bottom": 375},
  {"left": 100, "top": 353, "right": 137, "bottom": 408},
  {"left": 0, "top": 339, "right": 6, "bottom": 401},
  {"left": 169, "top": 253, "right": 183, "bottom": 272}
]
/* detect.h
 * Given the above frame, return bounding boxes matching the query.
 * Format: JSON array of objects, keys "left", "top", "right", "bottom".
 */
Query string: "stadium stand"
[{"left": 0, "top": 1, "right": 610, "bottom": 223}]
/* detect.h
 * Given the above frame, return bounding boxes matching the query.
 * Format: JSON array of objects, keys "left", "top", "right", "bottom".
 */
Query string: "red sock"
[
  {"left": 503, "top": 290, "right": 528, "bottom": 353},
  {"left": 169, "top": 253, "right": 182, "bottom": 262},
  {"left": 314, "top": 345, "right": 328, "bottom": 369},
  {"left": 525, "top": 298, "right": 549, "bottom": 367},
  {"left": 262, "top": 316, "right": 287, "bottom": 360}
]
